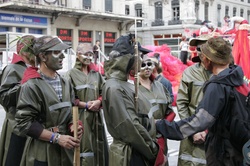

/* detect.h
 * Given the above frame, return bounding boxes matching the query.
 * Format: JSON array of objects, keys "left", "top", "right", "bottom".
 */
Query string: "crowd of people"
[{"left": 0, "top": 16, "right": 249, "bottom": 166}]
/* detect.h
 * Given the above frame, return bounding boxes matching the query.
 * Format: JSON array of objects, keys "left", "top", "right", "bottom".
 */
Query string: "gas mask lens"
[{"left": 141, "top": 61, "right": 154, "bottom": 70}]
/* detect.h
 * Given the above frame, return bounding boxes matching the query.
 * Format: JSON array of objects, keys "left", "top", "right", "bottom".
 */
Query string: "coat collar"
[
  {"left": 11, "top": 53, "right": 24, "bottom": 64},
  {"left": 21, "top": 67, "right": 41, "bottom": 84}
]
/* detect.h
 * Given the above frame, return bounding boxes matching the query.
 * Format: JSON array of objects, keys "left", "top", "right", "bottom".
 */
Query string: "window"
[
  {"left": 240, "top": 9, "right": 244, "bottom": 17},
  {"left": 155, "top": 1, "right": 163, "bottom": 20},
  {"left": 83, "top": 0, "right": 91, "bottom": 9},
  {"left": 125, "top": 5, "right": 130, "bottom": 15},
  {"left": 29, "top": 28, "right": 43, "bottom": 34},
  {"left": 0, "top": 27, "right": 9, "bottom": 32},
  {"left": 248, "top": 10, "right": 250, "bottom": 23},
  {"left": 217, "top": 4, "right": 221, "bottom": 26},
  {"left": 171, "top": 0, "right": 180, "bottom": 21},
  {"left": 225, "top": 6, "right": 229, "bottom": 16},
  {"left": 59, "top": 0, "right": 66, "bottom": 6},
  {"left": 29, "top": 0, "right": 39, "bottom": 4},
  {"left": 195, "top": 0, "right": 200, "bottom": 20},
  {"left": 233, "top": 7, "right": 237, "bottom": 16},
  {"left": 135, "top": 3, "right": 142, "bottom": 26},
  {"left": 16, "top": 27, "right": 23, "bottom": 33},
  {"left": 204, "top": 2, "right": 209, "bottom": 21},
  {"left": 105, "top": 0, "right": 112, "bottom": 12},
  {"left": 135, "top": 3, "right": 142, "bottom": 17}
]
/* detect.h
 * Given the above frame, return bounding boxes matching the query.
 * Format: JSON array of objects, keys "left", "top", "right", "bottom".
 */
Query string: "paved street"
[{"left": 0, "top": 105, "right": 180, "bottom": 166}]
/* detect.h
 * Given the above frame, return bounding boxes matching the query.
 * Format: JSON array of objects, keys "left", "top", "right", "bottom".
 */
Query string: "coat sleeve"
[
  {"left": 157, "top": 83, "right": 225, "bottom": 140},
  {"left": 176, "top": 71, "right": 191, "bottom": 119},
  {"left": 103, "top": 86, "right": 159, "bottom": 161},
  {"left": 0, "top": 67, "right": 21, "bottom": 110},
  {"left": 14, "top": 83, "right": 44, "bottom": 138}
]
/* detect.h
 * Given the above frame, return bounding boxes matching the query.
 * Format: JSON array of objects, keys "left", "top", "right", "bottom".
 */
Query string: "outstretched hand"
[{"left": 193, "top": 131, "right": 207, "bottom": 144}]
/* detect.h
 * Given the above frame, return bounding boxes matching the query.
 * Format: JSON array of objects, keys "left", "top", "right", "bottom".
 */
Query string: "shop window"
[
  {"left": 16, "top": 27, "right": 23, "bottom": 33},
  {"left": 29, "top": 28, "right": 43, "bottom": 34},
  {"left": 0, "top": 27, "right": 9, "bottom": 32}
]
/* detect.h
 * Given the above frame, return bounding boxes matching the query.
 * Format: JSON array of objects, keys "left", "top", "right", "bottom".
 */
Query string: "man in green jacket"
[
  {"left": 176, "top": 35, "right": 212, "bottom": 166},
  {"left": 0, "top": 35, "right": 36, "bottom": 166},
  {"left": 102, "top": 34, "right": 166, "bottom": 166},
  {"left": 14, "top": 36, "right": 83, "bottom": 166},
  {"left": 65, "top": 43, "right": 108, "bottom": 166}
]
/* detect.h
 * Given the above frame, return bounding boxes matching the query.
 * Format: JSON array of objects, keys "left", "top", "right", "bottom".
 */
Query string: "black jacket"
[{"left": 156, "top": 65, "right": 245, "bottom": 166}]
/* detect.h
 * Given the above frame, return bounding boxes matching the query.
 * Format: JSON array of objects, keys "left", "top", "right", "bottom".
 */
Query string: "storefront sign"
[
  {"left": 79, "top": 30, "right": 92, "bottom": 43},
  {"left": 0, "top": 13, "right": 47, "bottom": 26},
  {"left": 104, "top": 32, "right": 116, "bottom": 43},
  {"left": 57, "top": 29, "right": 72, "bottom": 44}
]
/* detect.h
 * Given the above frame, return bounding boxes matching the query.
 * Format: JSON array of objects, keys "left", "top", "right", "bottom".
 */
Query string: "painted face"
[
  {"left": 140, "top": 60, "right": 154, "bottom": 78},
  {"left": 45, "top": 50, "right": 65, "bottom": 71},
  {"left": 78, "top": 52, "right": 93, "bottom": 65}
]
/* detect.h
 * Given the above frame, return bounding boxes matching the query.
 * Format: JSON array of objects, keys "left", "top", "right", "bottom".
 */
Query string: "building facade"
[
  {"left": 0, "top": 0, "right": 143, "bottom": 71},
  {"left": 126, "top": 0, "right": 250, "bottom": 53},
  {"left": 0, "top": 0, "right": 250, "bottom": 62},
  {"left": 0, "top": 0, "right": 141, "bottom": 55}
]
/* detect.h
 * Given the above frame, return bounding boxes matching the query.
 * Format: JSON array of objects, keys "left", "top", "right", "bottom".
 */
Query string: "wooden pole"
[
  {"left": 73, "top": 106, "right": 80, "bottom": 166},
  {"left": 134, "top": 19, "right": 139, "bottom": 113},
  {"left": 94, "top": 82, "right": 99, "bottom": 166}
]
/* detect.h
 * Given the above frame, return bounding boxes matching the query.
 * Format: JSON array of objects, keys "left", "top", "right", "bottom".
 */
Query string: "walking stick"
[
  {"left": 73, "top": 106, "right": 80, "bottom": 166},
  {"left": 134, "top": 19, "right": 139, "bottom": 113},
  {"left": 94, "top": 82, "right": 99, "bottom": 166}
]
